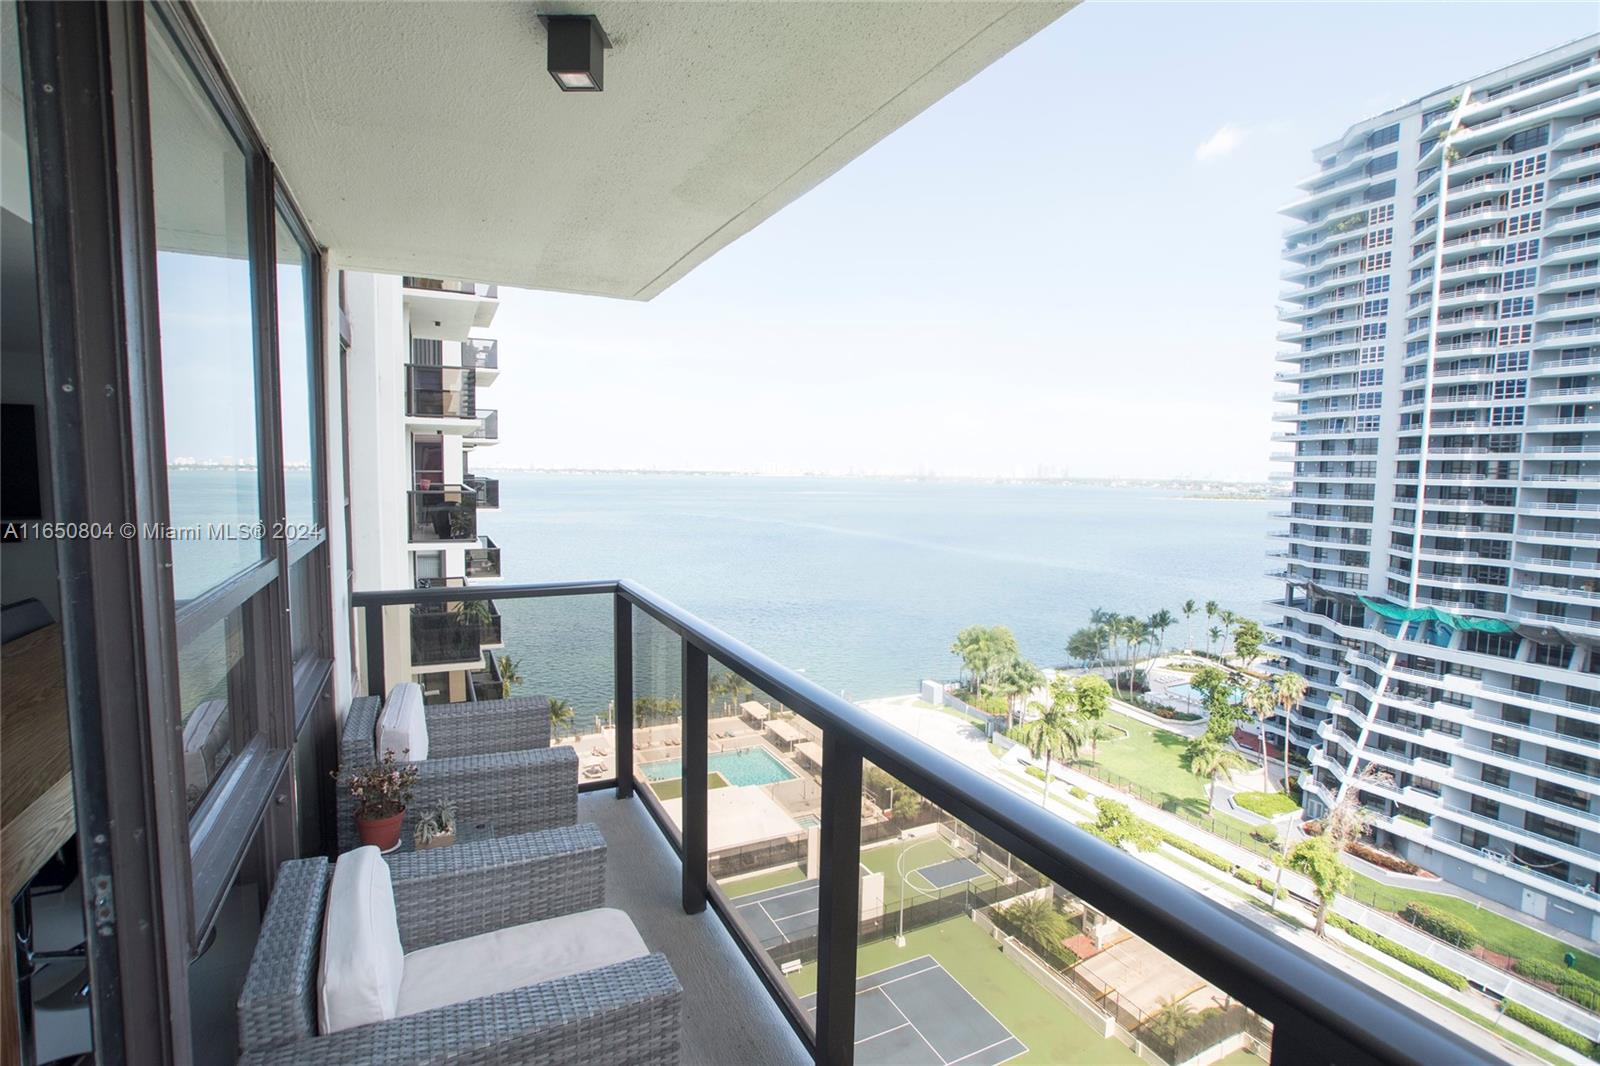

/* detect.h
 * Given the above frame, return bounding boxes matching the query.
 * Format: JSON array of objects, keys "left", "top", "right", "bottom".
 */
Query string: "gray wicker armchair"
[
  {"left": 336, "top": 694, "right": 577, "bottom": 853},
  {"left": 237, "top": 826, "right": 682, "bottom": 1064}
]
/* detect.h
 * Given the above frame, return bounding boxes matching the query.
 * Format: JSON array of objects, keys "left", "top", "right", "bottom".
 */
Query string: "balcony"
[
  {"left": 464, "top": 474, "right": 499, "bottom": 509},
  {"left": 462, "top": 337, "right": 500, "bottom": 384},
  {"left": 408, "top": 598, "right": 502, "bottom": 667},
  {"left": 466, "top": 408, "right": 500, "bottom": 447},
  {"left": 401, "top": 277, "right": 500, "bottom": 337},
  {"left": 469, "top": 649, "right": 504, "bottom": 702},
  {"left": 349, "top": 581, "right": 1495, "bottom": 1066},
  {"left": 404, "top": 363, "right": 477, "bottom": 423},
  {"left": 465, "top": 536, "right": 502, "bottom": 580},
  {"left": 408, "top": 485, "right": 478, "bottom": 543}
]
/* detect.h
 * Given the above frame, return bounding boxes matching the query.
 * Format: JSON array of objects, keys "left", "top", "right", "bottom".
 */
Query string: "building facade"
[
  {"left": 1271, "top": 37, "right": 1600, "bottom": 938},
  {"left": 346, "top": 273, "right": 506, "bottom": 707}
]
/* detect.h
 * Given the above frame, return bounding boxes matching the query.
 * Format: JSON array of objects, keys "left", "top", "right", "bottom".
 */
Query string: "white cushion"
[
  {"left": 395, "top": 907, "right": 648, "bottom": 1019},
  {"left": 376, "top": 683, "right": 429, "bottom": 763},
  {"left": 317, "top": 846, "right": 404, "bottom": 1034}
]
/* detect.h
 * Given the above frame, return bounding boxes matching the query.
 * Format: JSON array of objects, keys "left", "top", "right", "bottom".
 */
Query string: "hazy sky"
[{"left": 476, "top": 2, "right": 1599, "bottom": 482}]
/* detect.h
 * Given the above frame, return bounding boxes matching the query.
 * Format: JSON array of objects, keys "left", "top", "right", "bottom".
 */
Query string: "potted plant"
[
  {"left": 413, "top": 802, "right": 457, "bottom": 851},
  {"left": 340, "top": 749, "right": 419, "bottom": 852}
]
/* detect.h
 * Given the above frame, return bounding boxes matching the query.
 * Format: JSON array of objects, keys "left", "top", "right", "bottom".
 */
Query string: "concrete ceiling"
[{"left": 194, "top": 1, "right": 1071, "bottom": 300}]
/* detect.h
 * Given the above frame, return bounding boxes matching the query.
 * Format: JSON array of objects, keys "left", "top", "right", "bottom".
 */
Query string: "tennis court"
[
  {"left": 799, "top": 956, "right": 1026, "bottom": 1065},
  {"left": 733, "top": 878, "right": 821, "bottom": 947},
  {"left": 909, "top": 856, "right": 987, "bottom": 891}
]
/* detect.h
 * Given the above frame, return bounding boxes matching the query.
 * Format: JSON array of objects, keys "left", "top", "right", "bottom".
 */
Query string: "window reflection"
[{"left": 276, "top": 213, "right": 316, "bottom": 534}]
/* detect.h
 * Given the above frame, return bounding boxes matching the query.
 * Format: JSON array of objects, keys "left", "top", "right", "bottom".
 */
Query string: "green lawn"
[
  {"left": 1348, "top": 872, "right": 1600, "bottom": 981},
  {"left": 723, "top": 861, "right": 808, "bottom": 897},
  {"left": 786, "top": 916, "right": 1140, "bottom": 1065},
  {"left": 1072, "top": 710, "right": 1210, "bottom": 815},
  {"left": 646, "top": 771, "right": 730, "bottom": 801},
  {"left": 1232, "top": 791, "right": 1299, "bottom": 818}
]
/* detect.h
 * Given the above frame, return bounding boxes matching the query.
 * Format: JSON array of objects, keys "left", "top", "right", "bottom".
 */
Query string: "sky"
[{"left": 474, "top": 2, "right": 1600, "bottom": 482}]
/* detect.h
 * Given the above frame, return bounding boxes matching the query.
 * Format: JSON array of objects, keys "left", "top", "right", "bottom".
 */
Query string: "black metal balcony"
[
  {"left": 405, "top": 364, "right": 476, "bottom": 419},
  {"left": 408, "top": 599, "right": 500, "bottom": 667},
  {"left": 469, "top": 650, "right": 503, "bottom": 702},
  {"left": 466, "top": 409, "right": 499, "bottom": 443},
  {"left": 465, "top": 536, "right": 500, "bottom": 579},
  {"left": 407, "top": 486, "right": 477, "bottom": 542},
  {"left": 464, "top": 475, "right": 499, "bottom": 509},
  {"left": 402, "top": 276, "right": 499, "bottom": 298},
  {"left": 353, "top": 581, "right": 1497, "bottom": 1066},
  {"left": 462, "top": 337, "right": 499, "bottom": 370}
]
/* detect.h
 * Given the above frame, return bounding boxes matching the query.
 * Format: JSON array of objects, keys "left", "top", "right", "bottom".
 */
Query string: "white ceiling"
[{"left": 194, "top": 1, "right": 1071, "bottom": 300}]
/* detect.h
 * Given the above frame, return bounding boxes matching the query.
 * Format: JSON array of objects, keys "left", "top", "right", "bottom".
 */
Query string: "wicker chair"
[
  {"left": 336, "top": 694, "right": 577, "bottom": 853},
  {"left": 237, "top": 826, "right": 682, "bottom": 1064}
]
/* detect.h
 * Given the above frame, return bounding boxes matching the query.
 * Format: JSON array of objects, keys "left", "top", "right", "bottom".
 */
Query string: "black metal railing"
[
  {"left": 407, "top": 486, "right": 477, "bottom": 542},
  {"left": 469, "top": 650, "right": 503, "bottom": 702},
  {"left": 465, "top": 536, "right": 500, "bottom": 579},
  {"left": 405, "top": 364, "right": 476, "bottom": 419},
  {"left": 351, "top": 581, "right": 1497, "bottom": 1066},
  {"left": 402, "top": 276, "right": 499, "bottom": 299},
  {"left": 462, "top": 337, "right": 499, "bottom": 370},
  {"left": 464, "top": 475, "right": 499, "bottom": 509},
  {"left": 408, "top": 599, "right": 501, "bottom": 667},
  {"left": 467, "top": 409, "right": 498, "bottom": 443}
]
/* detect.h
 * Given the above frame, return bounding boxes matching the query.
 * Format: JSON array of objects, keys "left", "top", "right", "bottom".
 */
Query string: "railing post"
[
  {"left": 681, "top": 639, "right": 708, "bottom": 914},
  {"left": 814, "top": 730, "right": 861, "bottom": 1066},
  {"left": 614, "top": 594, "right": 634, "bottom": 799},
  {"left": 364, "top": 603, "right": 385, "bottom": 697}
]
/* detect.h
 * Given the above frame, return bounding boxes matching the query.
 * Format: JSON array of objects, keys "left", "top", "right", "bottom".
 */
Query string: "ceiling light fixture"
[{"left": 546, "top": 15, "right": 610, "bottom": 92}]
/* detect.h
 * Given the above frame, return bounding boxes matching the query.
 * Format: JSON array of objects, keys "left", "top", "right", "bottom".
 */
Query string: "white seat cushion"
[
  {"left": 317, "top": 846, "right": 404, "bottom": 1034},
  {"left": 395, "top": 907, "right": 648, "bottom": 1019},
  {"left": 376, "top": 682, "right": 429, "bottom": 763}
]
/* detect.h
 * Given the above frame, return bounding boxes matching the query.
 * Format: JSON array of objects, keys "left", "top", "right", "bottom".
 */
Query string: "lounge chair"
[
  {"left": 336, "top": 688, "right": 576, "bottom": 853},
  {"left": 237, "top": 827, "right": 682, "bottom": 1064}
]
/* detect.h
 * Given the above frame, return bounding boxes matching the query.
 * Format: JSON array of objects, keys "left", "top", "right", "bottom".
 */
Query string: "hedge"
[
  {"left": 1233, "top": 867, "right": 1287, "bottom": 900},
  {"left": 1512, "top": 957, "right": 1600, "bottom": 1009},
  {"left": 1158, "top": 830, "right": 1233, "bottom": 874},
  {"left": 1501, "top": 1000, "right": 1600, "bottom": 1061},
  {"left": 1328, "top": 915, "right": 1468, "bottom": 991},
  {"left": 1069, "top": 786, "right": 1087, "bottom": 800},
  {"left": 1401, "top": 902, "right": 1482, "bottom": 950},
  {"left": 1233, "top": 791, "right": 1299, "bottom": 818},
  {"left": 1025, "top": 765, "right": 1046, "bottom": 783}
]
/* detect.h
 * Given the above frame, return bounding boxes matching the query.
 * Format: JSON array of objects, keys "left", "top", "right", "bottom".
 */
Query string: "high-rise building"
[
  {"left": 1272, "top": 37, "right": 1600, "bottom": 939},
  {"left": 345, "top": 274, "right": 507, "bottom": 706}
]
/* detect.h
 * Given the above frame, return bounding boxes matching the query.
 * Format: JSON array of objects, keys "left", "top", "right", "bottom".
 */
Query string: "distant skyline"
[{"left": 473, "top": 4, "right": 1595, "bottom": 480}]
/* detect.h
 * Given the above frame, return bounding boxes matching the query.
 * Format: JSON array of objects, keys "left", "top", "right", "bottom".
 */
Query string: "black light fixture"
[{"left": 546, "top": 15, "right": 609, "bottom": 92}]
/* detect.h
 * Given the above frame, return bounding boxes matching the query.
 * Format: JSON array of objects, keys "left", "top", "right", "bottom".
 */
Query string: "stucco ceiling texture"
[{"left": 195, "top": 1, "right": 1071, "bottom": 300}]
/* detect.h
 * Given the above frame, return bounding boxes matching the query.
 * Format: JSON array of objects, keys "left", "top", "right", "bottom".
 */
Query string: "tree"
[
  {"left": 1242, "top": 680, "right": 1276, "bottom": 789},
  {"left": 1187, "top": 739, "right": 1247, "bottom": 808},
  {"left": 1272, "top": 672, "right": 1308, "bottom": 795},
  {"left": 1016, "top": 680, "right": 1086, "bottom": 809},
  {"left": 497, "top": 654, "right": 524, "bottom": 700},
  {"left": 1067, "top": 626, "right": 1106, "bottom": 668},
  {"left": 1232, "top": 619, "right": 1264, "bottom": 669},
  {"left": 1207, "top": 625, "right": 1223, "bottom": 659},
  {"left": 892, "top": 788, "right": 923, "bottom": 822},
  {"left": 1002, "top": 895, "right": 1066, "bottom": 948},
  {"left": 1203, "top": 601, "right": 1219, "bottom": 654},
  {"left": 1287, "top": 837, "right": 1351, "bottom": 937},
  {"left": 1181, "top": 599, "right": 1197, "bottom": 653},
  {"left": 1072, "top": 675, "right": 1115, "bottom": 759},
  {"left": 547, "top": 696, "right": 576, "bottom": 732},
  {"left": 1146, "top": 997, "right": 1199, "bottom": 1046},
  {"left": 1190, "top": 665, "right": 1239, "bottom": 744},
  {"left": 1090, "top": 798, "right": 1158, "bottom": 852},
  {"left": 1148, "top": 609, "right": 1176, "bottom": 658},
  {"left": 951, "top": 625, "right": 1019, "bottom": 702},
  {"left": 997, "top": 658, "right": 1045, "bottom": 727}
]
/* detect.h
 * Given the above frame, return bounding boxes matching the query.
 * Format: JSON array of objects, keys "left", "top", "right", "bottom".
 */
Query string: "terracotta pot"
[{"left": 356, "top": 809, "right": 405, "bottom": 852}]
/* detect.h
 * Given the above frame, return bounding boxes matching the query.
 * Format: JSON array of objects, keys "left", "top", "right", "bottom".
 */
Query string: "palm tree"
[
  {"left": 1148, "top": 609, "right": 1175, "bottom": 659},
  {"left": 1288, "top": 837, "right": 1351, "bottom": 937},
  {"left": 1272, "top": 672, "right": 1308, "bottom": 795},
  {"left": 1016, "top": 683, "right": 1086, "bottom": 808},
  {"left": 547, "top": 696, "right": 575, "bottom": 732},
  {"left": 1187, "top": 739, "right": 1247, "bottom": 808},
  {"left": 1181, "top": 599, "right": 1197, "bottom": 653},
  {"left": 1203, "top": 600, "right": 1219, "bottom": 654},
  {"left": 1146, "top": 997, "right": 1198, "bottom": 1046},
  {"left": 1242, "top": 680, "right": 1276, "bottom": 791},
  {"left": 997, "top": 658, "right": 1044, "bottom": 728},
  {"left": 1207, "top": 625, "right": 1223, "bottom": 660},
  {"left": 1002, "top": 895, "right": 1064, "bottom": 948},
  {"left": 1082, "top": 720, "right": 1120, "bottom": 763},
  {"left": 497, "top": 655, "right": 524, "bottom": 700}
]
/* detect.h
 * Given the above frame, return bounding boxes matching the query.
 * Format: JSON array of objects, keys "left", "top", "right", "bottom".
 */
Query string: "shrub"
[
  {"left": 1232, "top": 867, "right": 1287, "bottom": 900},
  {"left": 1233, "top": 791, "right": 1300, "bottom": 819},
  {"left": 1400, "top": 902, "right": 1481, "bottom": 950},
  {"left": 1328, "top": 915, "right": 1468, "bottom": 991},
  {"left": 1069, "top": 785, "right": 1087, "bottom": 800},
  {"left": 1025, "top": 765, "right": 1046, "bottom": 783},
  {"left": 1157, "top": 829, "right": 1233, "bottom": 874},
  {"left": 1500, "top": 1000, "right": 1600, "bottom": 1060},
  {"left": 1511, "top": 958, "right": 1600, "bottom": 1005},
  {"left": 1251, "top": 825, "right": 1280, "bottom": 845},
  {"left": 1345, "top": 840, "right": 1423, "bottom": 876}
]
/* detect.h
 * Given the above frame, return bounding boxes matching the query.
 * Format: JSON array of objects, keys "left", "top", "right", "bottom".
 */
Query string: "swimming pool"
[
  {"left": 1167, "top": 681, "right": 1241, "bottom": 705},
  {"left": 642, "top": 746, "right": 796, "bottom": 787}
]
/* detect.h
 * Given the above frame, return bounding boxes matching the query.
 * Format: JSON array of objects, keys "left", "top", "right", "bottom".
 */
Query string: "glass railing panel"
[
  {"left": 408, "top": 486, "right": 477, "bottom": 542},
  {"left": 632, "top": 612, "right": 684, "bottom": 809},
  {"left": 703, "top": 659, "right": 823, "bottom": 1037}
]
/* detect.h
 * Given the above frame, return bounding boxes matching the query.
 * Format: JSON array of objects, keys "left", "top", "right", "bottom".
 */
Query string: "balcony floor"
[{"left": 578, "top": 790, "right": 810, "bottom": 1066}]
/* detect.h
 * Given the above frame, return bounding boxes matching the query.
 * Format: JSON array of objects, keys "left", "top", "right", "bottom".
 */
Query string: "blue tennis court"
[
  {"left": 733, "top": 878, "right": 819, "bottom": 947},
  {"left": 800, "top": 956, "right": 1026, "bottom": 1065},
  {"left": 911, "top": 857, "right": 986, "bottom": 891}
]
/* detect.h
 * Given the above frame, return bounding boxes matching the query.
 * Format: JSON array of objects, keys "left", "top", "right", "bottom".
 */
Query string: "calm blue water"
[
  {"left": 477, "top": 474, "right": 1275, "bottom": 723},
  {"left": 641, "top": 747, "right": 797, "bottom": 786}
]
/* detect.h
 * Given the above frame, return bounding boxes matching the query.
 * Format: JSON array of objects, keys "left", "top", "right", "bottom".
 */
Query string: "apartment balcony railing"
[
  {"left": 351, "top": 581, "right": 1497, "bottom": 1066},
  {"left": 469, "top": 649, "right": 504, "bottom": 702},
  {"left": 408, "top": 599, "right": 501, "bottom": 667},
  {"left": 466, "top": 408, "right": 500, "bottom": 444},
  {"left": 402, "top": 276, "right": 499, "bottom": 298},
  {"left": 408, "top": 485, "right": 478, "bottom": 543},
  {"left": 462, "top": 337, "right": 499, "bottom": 371},
  {"left": 464, "top": 474, "right": 499, "bottom": 509},
  {"left": 405, "top": 364, "right": 476, "bottom": 419},
  {"left": 465, "top": 536, "right": 501, "bottom": 580}
]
